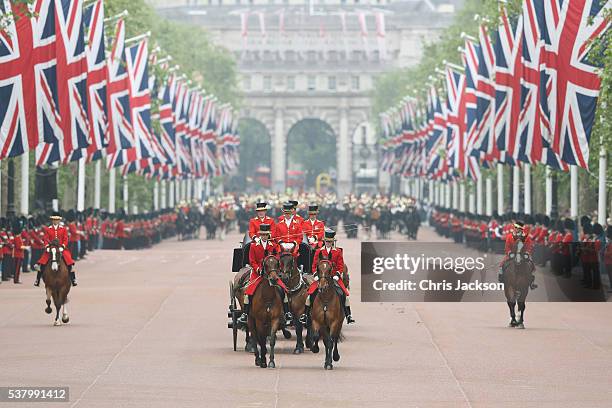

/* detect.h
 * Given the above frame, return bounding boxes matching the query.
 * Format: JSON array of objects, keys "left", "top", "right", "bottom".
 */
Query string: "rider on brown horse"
[
  {"left": 300, "top": 229, "right": 355, "bottom": 325},
  {"left": 499, "top": 222, "right": 537, "bottom": 290},
  {"left": 34, "top": 212, "right": 77, "bottom": 287},
  {"left": 238, "top": 223, "right": 294, "bottom": 325}
]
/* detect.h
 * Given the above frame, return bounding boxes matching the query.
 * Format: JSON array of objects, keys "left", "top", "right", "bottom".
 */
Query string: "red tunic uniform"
[
  {"left": 308, "top": 246, "right": 349, "bottom": 296},
  {"left": 37, "top": 225, "right": 75, "bottom": 265},
  {"left": 301, "top": 218, "right": 325, "bottom": 247},
  {"left": 275, "top": 216, "right": 303, "bottom": 244},
  {"left": 248, "top": 216, "right": 276, "bottom": 240},
  {"left": 244, "top": 240, "right": 286, "bottom": 296}
]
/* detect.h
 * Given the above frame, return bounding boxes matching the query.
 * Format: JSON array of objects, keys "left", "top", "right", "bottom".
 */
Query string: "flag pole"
[
  {"left": 545, "top": 167, "right": 552, "bottom": 216},
  {"left": 104, "top": 10, "right": 128, "bottom": 23},
  {"left": 485, "top": 177, "right": 493, "bottom": 216},
  {"left": 94, "top": 161, "right": 101, "bottom": 209},
  {"left": 524, "top": 164, "right": 531, "bottom": 214},
  {"left": 512, "top": 166, "right": 520, "bottom": 212},
  {"left": 123, "top": 175, "right": 129, "bottom": 214},
  {"left": 570, "top": 165, "right": 578, "bottom": 218},
  {"left": 598, "top": 104, "right": 607, "bottom": 225},
  {"left": 20, "top": 152, "right": 29, "bottom": 215},
  {"left": 497, "top": 163, "right": 504, "bottom": 215},
  {"left": 109, "top": 167, "right": 116, "bottom": 213},
  {"left": 77, "top": 158, "right": 86, "bottom": 212}
]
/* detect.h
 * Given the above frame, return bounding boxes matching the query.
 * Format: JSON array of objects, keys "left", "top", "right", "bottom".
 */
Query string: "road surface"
[{"left": 1, "top": 227, "right": 611, "bottom": 408}]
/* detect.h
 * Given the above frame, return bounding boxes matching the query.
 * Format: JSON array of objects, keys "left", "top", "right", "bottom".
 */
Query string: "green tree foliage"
[{"left": 233, "top": 118, "right": 271, "bottom": 191}]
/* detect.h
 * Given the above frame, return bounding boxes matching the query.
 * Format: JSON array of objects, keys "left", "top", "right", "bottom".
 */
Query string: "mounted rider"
[
  {"left": 300, "top": 229, "right": 355, "bottom": 325},
  {"left": 34, "top": 211, "right": 77, "bottom": 287},
  {"left": 237, "top": 223, "right": 294, "bottom": 326},
  {"left": 498, "top": 221, "right": 537, "bottom": 290},
  {"left": 248, "top": 202, "right": 276, "bottom": 241},
  {"left": 301, "top": 204, "right": 325, "bottom": 249}
]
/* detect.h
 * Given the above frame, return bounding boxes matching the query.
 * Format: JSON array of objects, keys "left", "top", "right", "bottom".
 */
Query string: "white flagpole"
[
  {"left": 497, "top": 163, "right": 504, "bottom": 215},
  {"left": 94, "top": 160, "right": 101, "bottom": 209},
  {"left": 512, "top": 166, "right": 520, "bottom": 212},
  {"left": 459, "top": 182, "right": 466, "bottom": 212},
  {"left": 545, "top": 167, "right": 552, "bottom": 216},
  {"left": 570, "top": 165, "right": 578, "bottom": 218},
  {"left": 123, "top": 176, "right": 129, "bottom": 214},
  {"left": 485, "top": 177, "right": 493, "bottom": 216},
  {"left": 20, "top": 151, "right": 29, "bottom": 215},
  {"left": 524, "top": 164, "right": 531, "bottom": 214},
  {"left": 468, "top": 183, "right": 475, "bottom": 214},
  {"left": 598, "top": 146, "right": 607, "bottom": 225},
  {"left": 452, "top": 181, "right": 459, "bottom": 210},
  {"left": 109, "top": 167, "right": 116, "bottom": 213},
  {"left": 153, "top": 181, "right": 159, "bottom": 211},
  {"left": 476, "top": 175, "right": 483, "bottom": 214},
  {"left": 77, "top": 158, "right": 86, "bottom": 212},
  {"left": 169, "top": 179, "right": 175, "bottom": 208},
  {"left": 161, "top": 180, "right": 167, "bottom": 209}
]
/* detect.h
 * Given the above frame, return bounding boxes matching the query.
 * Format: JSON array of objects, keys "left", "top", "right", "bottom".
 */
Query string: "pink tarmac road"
[{"left": 1, "top": 227, "right": 611, "bottom": 408}]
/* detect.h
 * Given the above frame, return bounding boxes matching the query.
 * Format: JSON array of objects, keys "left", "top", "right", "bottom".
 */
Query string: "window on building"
[
  {"left": 243, "top": 75, "right": 251, "bottom": 90},
  {"left": 263, "top": 76, "right": 272, "bottom": 91},
  {"left": 328, "top": 76, "right": 336, "bottom": 90},
  {"left": 307, "top": 51, "right": 316, "bottom": 62},
  {"left": 307, "top": 75, "right": 316, "bottom": 91},
  {"left": 351, "top": 75, "right": 360, "bottom": 90},
  {"left": 287, "top": 76, "right": 295, "bottom": 90}
]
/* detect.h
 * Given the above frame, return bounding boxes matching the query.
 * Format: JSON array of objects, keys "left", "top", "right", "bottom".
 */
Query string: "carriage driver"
[
  {"left": 498, "top": 221, "right": 537, "bottom": 290},
  {"left": 248, "top": 202, "right": 276, "bottom": 242},
  {"left": 34, "top": 211, "right": 77, "bottom": 287},
  {"left": 300, "top": 229, "right": 355, "bottom": 325},
  {"left": 238, "top": 224, "right": 294, "bottom": 326}
]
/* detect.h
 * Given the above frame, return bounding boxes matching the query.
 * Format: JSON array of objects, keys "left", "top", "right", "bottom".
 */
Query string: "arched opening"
[
  {"left": 351, "top": 121, "right": 379, "bottom": 194},
  {"left": 232, "top": 118, "right": 271, "bottom": 192},
  {"left": 285, "top": 118, "right": 337, "bottom": 192}
]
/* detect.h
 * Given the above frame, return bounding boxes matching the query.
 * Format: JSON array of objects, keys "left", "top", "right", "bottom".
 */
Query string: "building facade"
[{"left": 152, "top": 0, "right": 460, "bottom": 194}]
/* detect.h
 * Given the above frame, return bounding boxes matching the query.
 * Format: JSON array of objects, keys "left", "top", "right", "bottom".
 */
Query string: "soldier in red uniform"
[
  {"left": 34, "top": 211, "right": 77, "bottom": 286},
  {"left": 498, "top": 222, "right": 537, "bottom": 289},
  {"left": 12, "top": 220, "right": 26, "bottom": 284},
  {"left": 275, "top": 202, "right": 303, "bottom": 245},
  {"left": 300, "top": 229, "right": 355, "bottom": 325},
  {"left": 247, "top": 202, "right": 276, "bottom": 241},
  {"left": 237, "top": 224, "right": 293, "bottom": 325},
  {"left": 301, "top": 204, "right": 325, "bottom": 249},
  {"left": 289, "top": 200, "right": 304, "bottom": 224}
]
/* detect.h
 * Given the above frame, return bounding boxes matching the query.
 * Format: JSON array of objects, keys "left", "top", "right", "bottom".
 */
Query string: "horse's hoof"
[
  {"left": 516, "top": 323, "right": 525, "bottom": 329},
  {"left": 509, "top": 320, "right": 517, "bottom": 327},
  {"left": 53, "top": 320, "right": 61, "bottom": 326},
  {"left": 268, "top": 361, "right": 275, "bottom": 368},
  {"left": 293, "top": 347, "right": 303, "bottom": 354},
  {"left": 45, "top": 307, "right": 52, "bottom": 314},
  {"left": 333, "top": 353, "right": 340, "bottom": 362},
  {"left": 283, "top": 330, "right": 292, "bottom": 339},
  {"left": 311, "top": 344, "right": 319, "bottom": 353},
  {"left": 62, "top": 315, "right": 69, "bottom": 324},
  {"left": 255, "top": 357, "right": 261, "bottom": 366},
  {"left": 245, "top": 344, "right": 254, "bottom": 353},
  {"left": 324, "top": 364, "right": 333, "bottom": 370},
  {"left": 259, "top": 361, "right": 267, "bottom": 368}
]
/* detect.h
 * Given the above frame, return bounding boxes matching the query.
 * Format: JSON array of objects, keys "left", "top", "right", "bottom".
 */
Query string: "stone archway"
[
  {"left": 285, "top": 118, "right": 337, "bottom": 192},
  {"left": 234, "top": 117, "right": 272, "bottom": 192}
]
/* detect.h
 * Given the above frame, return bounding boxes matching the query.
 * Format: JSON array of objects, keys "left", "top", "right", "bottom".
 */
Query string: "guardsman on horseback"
[
  {"left": 300, "top": 229, "right": 355, "bottom": 325},
  {"left": 301, "top": 204, "right": 325, "bottom": 249},
  {"left": 238, "top": 223, "right": 294, "bottom": 326},
  {"left": 34, "top": 211, "right": 77, "bottom": 287},
  {"left": 248, "top": 202, "right": 276, "bottom": 242},
  {"left": 498, "top": 221, "right": 537, "bottom": 290}
]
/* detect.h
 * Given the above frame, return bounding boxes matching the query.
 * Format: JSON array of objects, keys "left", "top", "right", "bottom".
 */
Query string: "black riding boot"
[
  {"left": 529, "top": 274, "right": 538, "bottom": 290},
  {"left": 278, "top": 288, "right": 293, "bottom": 325},
  {"left": 345, "top": 306, "right": 355, "bottom": 324},
  {"left": 238, "top": 301, "right": 250, "bottom": 325},
  {"left": 34, "top": 270, "right": 43, "bottom": 287},
  {"left": 299, "top": 305, "right": 311, "bottom": 325},
  {"left": 69, "top": 265, "right": 77, "bottom": 286}
]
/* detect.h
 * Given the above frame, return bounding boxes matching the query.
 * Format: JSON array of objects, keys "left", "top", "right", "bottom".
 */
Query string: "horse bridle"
[
  {"left": 279, "top": 252, "right": 305, "bottom": 293},
  {"left": 316, "top": 259, "right": 336, "bottom": 294},
  {"left": 261, "top": 255, "right": 281, "bottom": 285}
]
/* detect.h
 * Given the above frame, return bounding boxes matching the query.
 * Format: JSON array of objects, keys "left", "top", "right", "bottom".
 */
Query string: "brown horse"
[
  {"left": 310, "top": 259, "right": 344, "bottom": 370},
  {"left": 278, "top": 249, "right": 312, "bottom": 354},
  {"left": 42, "top": 241, "right": 71, "bottom": 326},
  {"left": 248, "top": 255, "right": 283, "bottom": 368},
  {"left": 503, "top": 240, "right": 533, "bottom": 329}
]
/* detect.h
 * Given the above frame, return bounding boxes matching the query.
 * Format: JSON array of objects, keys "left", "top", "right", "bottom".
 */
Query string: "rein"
[{"left": 280, "top": 252, "right": 305, "bottom": 294}]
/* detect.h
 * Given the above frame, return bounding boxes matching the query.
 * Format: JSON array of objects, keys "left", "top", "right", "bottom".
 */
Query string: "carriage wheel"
[{"left": 229, "top": 282, "right": 238, "bottom": 351}]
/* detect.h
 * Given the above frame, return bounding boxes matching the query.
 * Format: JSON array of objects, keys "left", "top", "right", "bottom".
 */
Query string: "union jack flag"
[
  {"left": 37, "top": 0, "right": 90, "bottom": 165},
  {"left": 157, "top": 74, "right": 177, "bottom": 164},
  {"left": 82, "top": 0, "right": 107, "bottom": 163},
  {"left": 1, "top": 0, "right": 60, "bottom": 160},
  {"left": 536, "top": 0, "right": 610, "bottom": 169},
  {"left": 493, "top": 9, "right": 523, "bottom": 164},
  {"left": 106, "top": 18, "right": 133, "bottom": 160},
  {"left": 445, "top": 67, "right": 467, "bottom": 176}
]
